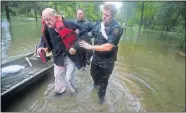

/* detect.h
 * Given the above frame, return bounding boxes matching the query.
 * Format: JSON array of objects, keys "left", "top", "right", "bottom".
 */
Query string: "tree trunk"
[
  {"left": 5, "top": 2, "right": 11, "bottom": 20},
  {"left": 185, "top": 1, "right": 186, "bottom": 28},
  {"left": 165, "top": 24, "right": 168, "bottom": 34},
  {"left": 34, "top": 10, "right": 37, "bottom": 21},
  {"left": 136, "top": 2, "right": 144, "bottom": 46},
  {"left": 54, "top": 2, "right": 58, "bottom": 13}
]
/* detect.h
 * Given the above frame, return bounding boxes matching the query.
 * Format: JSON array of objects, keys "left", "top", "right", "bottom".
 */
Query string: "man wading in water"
[
  {"left": 79, "top": 4, "right": 123, "bottom": 104},
  {"left": 38, "top": 8, "right": 84, "bottom": 95}
]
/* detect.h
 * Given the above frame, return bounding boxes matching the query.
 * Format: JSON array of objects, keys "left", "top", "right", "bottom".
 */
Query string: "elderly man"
[
  {"left": 79, "top": 4, "right": 123, "bottom": 104},
  {"left": 37, "top": 8, "right": 83, "bottom": 95},
  {"left": 75, "top": 9, "right": 93, "bottom": 69}
]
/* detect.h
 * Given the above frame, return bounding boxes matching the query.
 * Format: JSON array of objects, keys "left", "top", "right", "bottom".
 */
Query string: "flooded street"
[
  {"left": 1, "top": 18, "right": 185, "bottom": 112},
  {"left": 5, "top": 67, "right": 143, "bottom": 112}
]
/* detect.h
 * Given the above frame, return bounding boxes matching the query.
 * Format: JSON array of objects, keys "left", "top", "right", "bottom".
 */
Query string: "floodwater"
[{"left": 1, "top": 17, "right": 185, "bottom": 112}]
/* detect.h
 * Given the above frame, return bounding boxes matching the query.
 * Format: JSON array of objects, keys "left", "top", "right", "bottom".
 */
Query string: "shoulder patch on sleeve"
[{"left": 112, "top": 28, "right": 120, "bottom": 36}]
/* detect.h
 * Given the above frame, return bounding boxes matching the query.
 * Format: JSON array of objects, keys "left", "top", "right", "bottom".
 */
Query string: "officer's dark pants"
[
  {"left": 90, "top": 63, "right": 114, "bottom": 99},
  {"left": 78, "top": 38, "right": 93, "bottom": 66},
  {"left": 86, "top": 49, "right": 93, "bottom": 63},
  {"left": 85, "top": 40, "right": 93, "bottom": 64},
  {"left": 80, "top": 49, "right": 86, "bottom": 67}
]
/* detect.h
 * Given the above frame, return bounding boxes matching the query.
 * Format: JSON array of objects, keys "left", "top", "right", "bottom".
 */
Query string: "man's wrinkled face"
[
  {"left": 102, "top": 9, "right": 113, "bottom": 25},
  {"left": 42, "top": 12, "right": 57, "bottom": 28},
  {"left": 77, "top": 10, "right": 84, "bottom": 21}
]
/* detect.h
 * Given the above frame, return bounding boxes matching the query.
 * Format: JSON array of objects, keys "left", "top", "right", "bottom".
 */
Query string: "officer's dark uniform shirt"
[
  {"left": 38, "top": 20, "right": 83, "bottom": 69},
  {"left": 91, "top": 20, "right": 123, "bottom": 68}
]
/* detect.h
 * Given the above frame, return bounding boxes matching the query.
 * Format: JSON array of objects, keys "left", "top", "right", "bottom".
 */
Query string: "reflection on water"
[
  {"left": 2, "top": 17, "right": 185, "bottom": 112},
  {"left": 1, "top": 19, "right": 12, "bottom": 62},
  {"left": 117, "top": 36, "right": 185, "bottom": 111}
]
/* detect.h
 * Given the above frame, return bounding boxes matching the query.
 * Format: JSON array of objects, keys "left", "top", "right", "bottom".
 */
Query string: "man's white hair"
[{"left": 42, "top": 8, "right": 57, "bottom": 17}]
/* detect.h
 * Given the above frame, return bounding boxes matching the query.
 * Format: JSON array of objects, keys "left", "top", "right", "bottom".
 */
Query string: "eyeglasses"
[{"left": 42, "top": 17, "right": 53, "bottom": 22}]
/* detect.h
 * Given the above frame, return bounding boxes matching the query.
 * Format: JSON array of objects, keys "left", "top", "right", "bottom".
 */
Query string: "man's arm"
[
  {"left": 79, "top": 41, "right": 114, "bottom": 51},
  {"left": 79, "top": 27, "right": 123, "bottom": 52},
  {"left": 85, "top": 21, "right": 94, "bottom": 39},
  {"left": 37, "top": 36, "right": 48, "bottom": 55},
  {"left": 63, "top": 20, "right": 82, "bottom": 54},
  {"left": 88, "top": 21, "right": 100, "bottom": 39},
  {"left": 63, "top": 20, "right": 82, "bottom": 30},
  {"left": 90, "top": 43, "right": 114, "bottom": 51},
  {"left": 38, "top": 36, "right": 47, "bottom": 48}
]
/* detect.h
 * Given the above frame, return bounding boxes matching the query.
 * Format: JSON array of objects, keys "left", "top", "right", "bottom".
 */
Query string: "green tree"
[
  {"left": 4, "top": 2, "right": 11, "bottom": 20},
  {"left": 136, "top": 1, "right": 145, "bottom": 46},
  {"left": 156, "top": 2, "right": 185, "bottom": 33}
]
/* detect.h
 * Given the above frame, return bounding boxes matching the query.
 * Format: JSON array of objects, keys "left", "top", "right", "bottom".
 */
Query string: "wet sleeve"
[
  {"left": 85, "top": 22, "right": 94, "bottom": 38},
  {"left": 64, "top": 20, "right": 87, "bottom": 38},
  {"left": 89, "top": 21, "right": 100, "bottom": 38},
  {"left": 38, "top": 36, "right": 47, "bottom": 48},
  {"left": 63, "top": 20, "right": 82, "bottom": 30},
  {"left": 87, "top": 21, "right": 94, "bottom": 32},
  {"left": 107, "top": 27, "right": 123, "bottom": 46}
]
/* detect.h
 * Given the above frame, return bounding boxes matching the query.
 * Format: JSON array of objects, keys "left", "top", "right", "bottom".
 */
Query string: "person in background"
[{"left": 75, "top": 9, "right": 93, "bottom": 69}]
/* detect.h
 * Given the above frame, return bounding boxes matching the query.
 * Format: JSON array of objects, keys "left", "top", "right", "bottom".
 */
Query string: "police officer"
[
  {"left": 75, "top": 9, "right": 93, "bottom": 68},
  {"left": 37, "top": 8, "right": 83, "bottom": 95},
  {"left": 79, "top": 4, "right": 123, "bottom": 104}
]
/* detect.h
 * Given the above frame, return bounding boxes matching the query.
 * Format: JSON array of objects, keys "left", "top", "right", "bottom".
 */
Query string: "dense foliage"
[{"left": 1, "top": 1, "right": 185, "bottom": 52}]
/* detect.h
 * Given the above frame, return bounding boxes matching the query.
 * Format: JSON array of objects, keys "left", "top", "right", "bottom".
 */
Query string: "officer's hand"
[
  {"left": 79, "top": 41, "right": 92, "bottom": 50},
  {"left": 37, "top": 47, "right": 46, "bottom": 55},
  {"left": 69, "top": 47, "right": 76, "bottom": 55}
]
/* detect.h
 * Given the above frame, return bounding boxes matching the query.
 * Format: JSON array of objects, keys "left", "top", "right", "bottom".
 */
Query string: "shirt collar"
[
  {"left": 105, "top": 20, "right": 115, "bottom": 27},
  {"left": 77, "top": 19, "right": 85, "bottom": 23}
]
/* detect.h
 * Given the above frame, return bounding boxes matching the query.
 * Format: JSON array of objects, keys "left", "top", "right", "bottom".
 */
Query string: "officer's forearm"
[{"left": 90, "top": 43, "right": 114, "bottom": 51}]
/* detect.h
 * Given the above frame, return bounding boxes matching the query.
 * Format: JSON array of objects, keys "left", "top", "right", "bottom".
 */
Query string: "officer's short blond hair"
[{"left": 103, "top": 4, "right": 117, "bottom": 17}]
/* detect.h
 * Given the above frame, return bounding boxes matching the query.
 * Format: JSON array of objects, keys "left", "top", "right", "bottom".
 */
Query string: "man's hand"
[
  {"left": 69, "top": 47, "right": 76, "bottom": 55},
  {"left": 37, "top": 47, "right": 46, "bottom": 55},
  {"left": 79, "top": 41, "right": 93, "bottom": 50},
  {"left": 75, "top": 29, "right": 80, "bottom": 34},
  {"left": 87, "top": 32, "right": 92, "bottom": 37}
]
